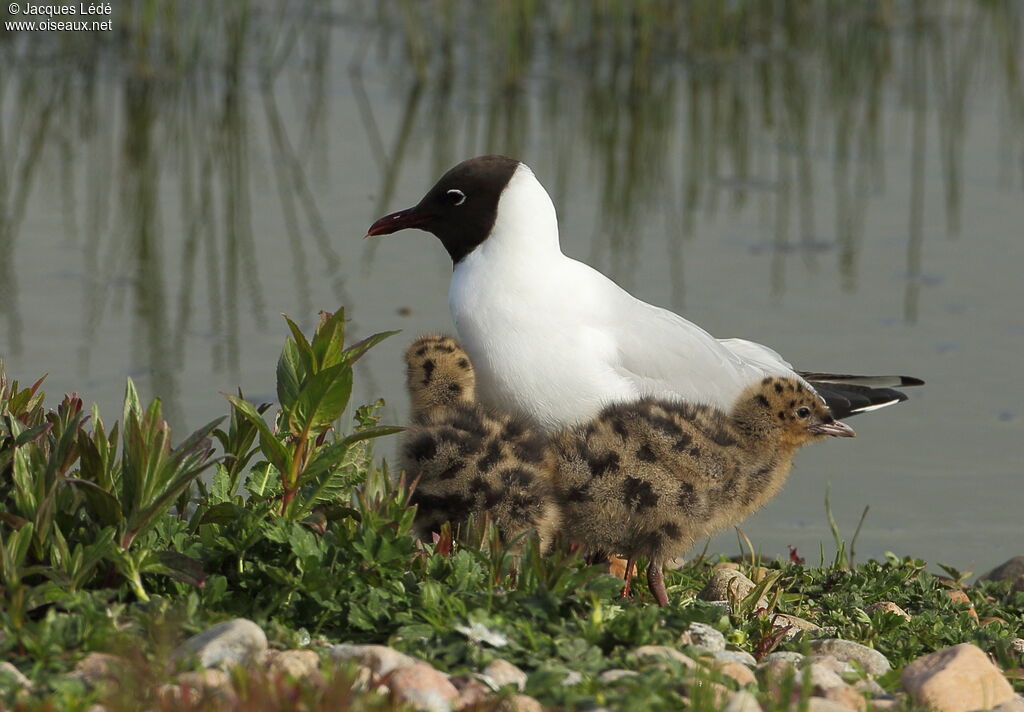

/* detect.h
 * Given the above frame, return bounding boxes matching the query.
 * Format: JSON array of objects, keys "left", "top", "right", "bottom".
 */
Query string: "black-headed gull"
[{"left": 367, "top": 155, "right": 922, "bottom": 432}]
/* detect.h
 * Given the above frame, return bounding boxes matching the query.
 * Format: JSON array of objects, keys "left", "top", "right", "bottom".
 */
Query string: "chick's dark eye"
[
  {"left": 446, "top": 189, "right": 466, "bottom": 206},
  {"left": 796, "top": 406, "right": 811, "bottom": 419}
]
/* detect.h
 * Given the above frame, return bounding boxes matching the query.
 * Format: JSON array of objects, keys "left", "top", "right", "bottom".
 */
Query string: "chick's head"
[
  {"left": 405, "top": 335, "right": 476, "bottom": 419},
  {"left": 734, "top": 376, "right": 855, "bottom": 450}
]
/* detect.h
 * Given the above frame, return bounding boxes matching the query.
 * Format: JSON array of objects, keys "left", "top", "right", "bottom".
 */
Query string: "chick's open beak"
[
  {"left": 807, "top": 419, "right": 856, "bottom": 438},
  {"left": 364, "top": 205, "right": 431, "bottom": 238}
]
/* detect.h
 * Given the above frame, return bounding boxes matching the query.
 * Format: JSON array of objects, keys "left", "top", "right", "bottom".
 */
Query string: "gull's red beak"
[
  {"left": 364, "top": 205, "right": 431, "bottom": 238},
  {"left": 808, "top": 419, "right": 856, "bottom": 438}
]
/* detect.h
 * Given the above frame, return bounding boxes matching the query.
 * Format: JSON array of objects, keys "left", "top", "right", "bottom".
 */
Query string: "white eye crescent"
[{"left": 447, "top": 189, "right": 466, "bottom": 206}]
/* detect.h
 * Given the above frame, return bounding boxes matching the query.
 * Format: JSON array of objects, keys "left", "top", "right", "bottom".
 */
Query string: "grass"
[{"left": 2, "top": 308, "right": 1022, "bottom": 710}]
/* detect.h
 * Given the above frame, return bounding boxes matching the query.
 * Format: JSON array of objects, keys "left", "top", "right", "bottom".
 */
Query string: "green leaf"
[
  {"left": 342, "top": 330, "right": 400, "bottom": 367},
  {"left": 13, "top": 422, "right": 51, "bottom": 447},
  {"left": 225, "top": 395, "right": 290, "bottom": 476},
  {"left": 64, "top": 478, "right": 123, "bottom": 527},
  {"left": 149, "top": 551, "right": 206, "bottom": 587},
  {"left": 292, "top": 363, "right": 353, "bottom": 435},
  {"left": 276, "top": 338, "right": 304, "bottom": 411},
  {"left": 282, "top": 315, "right": 315, "bottom": 376},
  {"left": 311, "top": 308, "right": 346, "bottom": 370},
  {"left": 199, "top": 501, "right": 245, "bottom": 526}
]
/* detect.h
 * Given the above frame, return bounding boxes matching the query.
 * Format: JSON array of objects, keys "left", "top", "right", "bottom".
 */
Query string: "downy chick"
[
  {"left": 401, "top": 335, "right": 561, "bottom": 550},
  {"left": 552, "top": 376, "right": 855, "bottom": 606}
]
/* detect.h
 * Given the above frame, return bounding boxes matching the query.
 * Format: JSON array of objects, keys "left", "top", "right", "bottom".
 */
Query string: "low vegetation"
[{"left": 1, "top": 310, "right": 1021, "bottom": 710}]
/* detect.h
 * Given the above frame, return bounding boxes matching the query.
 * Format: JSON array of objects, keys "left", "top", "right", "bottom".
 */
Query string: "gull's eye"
[
  {"left": 446, "top": 189, "right": 466, "bottom": 206},
  {"left": 796, "top": 406, "right": 811, "bottom": 419}
]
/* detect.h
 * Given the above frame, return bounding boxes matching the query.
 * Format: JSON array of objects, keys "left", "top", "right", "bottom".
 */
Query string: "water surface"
[{"left": 2, "top": 1, "right": 1022, "bottom": 571}]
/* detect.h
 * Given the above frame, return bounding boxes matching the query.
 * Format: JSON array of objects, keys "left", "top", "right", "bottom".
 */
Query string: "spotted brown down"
[
  {"left": 401, "top": 335, "right": 561, "bottom": 550},
  {"left": 551, "top": 376, "right": 853, "bottom": 605}
]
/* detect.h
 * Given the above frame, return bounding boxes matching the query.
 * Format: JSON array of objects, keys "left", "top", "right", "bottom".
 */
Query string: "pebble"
[
  {"left": 387, "top": 662, "right": 459, "bottom": 712},
  {"left": 1011, "top": 638, "right": 1024, "bottom": 656},
  {"left": 632, "top": 645, "right": 697, "bottom": 669},
  {"left": 945, "top": 590, "right": 979, "bottom": 622},
  {"left": 482, "top": 659, "right": 527, "bottom": 691},
  {"left": 805, "top": 661, "right": 847, "bottom": 691},
  {"left": 816, "top": 685, "right": 867, "bottom": 711},
  {"left": 699, "top": 569, "right": 760, "bottom": 605},
  {"left": 716, "top": 661, "right": 757, "bottom": 687},
  {"left": 329, "top": 643, "right": 419, "bottom": 676},
  {"left": 683, "top": 621, "right": 726, "bottom": 652},
  {"left": 561, "top": 670, "right": 583, "bottom": 686},
  {"left": 900, "top": 643, "right": 1014, "bottom": 712},
  {"left": 69, "top": 653, "right": 123, "bottom": 687},
  {"left": 0, "top": 661, "right": 31, "bottom": 691},
  {"left": 865, "top": 601, "right": 911, "bottom": 621},
  {"left": 760, "top": 651, "right": 805, "bottom": 667},
  {"left": 724, "top": 690, "right": 763, "bottom": 712},
  {"left": 173, "top": 618, "right": 267, "bottom": 669},
  {"left": 806, "top": 654, "right": 855, "bottom": 676},
  {"left": 712, "top": 649, "right": 757, "bottom": 667},
  {"left": 497, "top": 695, "right": 544, "bottom": 712},
  {"left": 599, "top": 669, "right": 639, "bottom": 683},
  {"left": 261, "top": 649, "right": 321, "bottom": 681},
  {"left": 772, "top": 613, "right": 821, "bottom": 640},
  {"left": 809, "top": 639, "right": 891, "bottom": 676},
  {"left": 981, "top": 555, "right": 1024, "bottom": 583},
  {"left": 806, "top": 697, "right": 858, "bottom": 712},
  {"left": 994, "top": 696, "right": 1024, "bottom": 712},
  {"left": 449, "top": 674, "right": 494, "bottom": 708}
]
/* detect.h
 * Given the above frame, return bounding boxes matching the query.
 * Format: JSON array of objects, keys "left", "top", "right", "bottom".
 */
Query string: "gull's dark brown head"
[{"left": 365, "top": 155, "right": 521, "bottom": 265}]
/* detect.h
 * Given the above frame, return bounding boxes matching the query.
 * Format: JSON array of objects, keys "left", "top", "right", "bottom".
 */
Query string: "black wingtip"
[{"left": 807, "top": 381, "right": 917, "bottom": 419}]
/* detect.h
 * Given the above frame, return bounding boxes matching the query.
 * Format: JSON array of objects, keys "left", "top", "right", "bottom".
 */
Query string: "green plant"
[{"left": 225, "top": 309, "right": 401, "bottom": 518}]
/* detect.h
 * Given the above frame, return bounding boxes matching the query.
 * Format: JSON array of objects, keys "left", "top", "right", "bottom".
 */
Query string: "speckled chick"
[
  {"left": 401, "top": 335, "right": 561, "bottom": 550},
  {"left": 552, "top": 376, "right": 855, "bottom": 605}
]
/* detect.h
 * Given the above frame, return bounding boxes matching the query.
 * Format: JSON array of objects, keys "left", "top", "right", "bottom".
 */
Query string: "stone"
[
  {"left": 632, "top": 645, "right": 697, "bottom": 669},
  {"left": 807, "top": 654, "right": 855, "bottom": 676},
  {"left": 994, "top": 695, "right": 1024, "bottom": 712},
  {"left": 772, "top": 613, "right": 821, "bottom": 640},
  {"left": 173, "top": 618, "right": 267, "bottom": 669},
  {"left": 1011, "top": 638, "right": 1024, "bottom": 656},
  {"left": 817, "top": 685, "right": 867, "bottom": 711},
  {"left": 262, "top": 649, "right": 320, "bottom": 681},
  {"left": 760, "top": 651, "right": 805, "bottom": 667},
  {"left": 865, "top": 601, "right": 911, "bottom": 621},
  {"left": 599, "top": 669, "right": 639, "bottom": 683},
  {"left": 807, "top": 698, "right": 857, "bottom": 712},
  {"left": 981, "top": 555, "right": 1024, "bottom": 583},
  {"left": 805, "top": 661, "right": 847, "bottom": 691},
  {"left": 851, "top": 677, "right": 887, "bottom": 696},
  {"left": 680, "top": 677, "right": 732, "bottom": 706},
  {"left": 683, "top": 621, "right": 727, "bottom": 652},
  {"left": 809, "top": 640, "right": 891, "bottom": 677},
  {"left": 449, "top": 674, "right": 493, "bottom": 708},
  {"left": 716, "top": 661, "right": 757, "bottom": 687},
  {"left": 724, "top": 690, "right": 763, "bottom": 712},
  {"left": 868, "top": 698, "right": 903, "bottom": 711},
  {"left": 166, "top": 669, "right": 237, "bottom": 705},
  {"left": 497, "top": 694, "right": 544, "bottom": 712},
  {"left": 1014, "top": 574, "right": 1024, "bottom": 593},
  {"left": 699, "top": 569, "right": 760, "bottom": 605},
  {"left": 713, "top": 650, "right": 757, "bottom": 667},
  {"left": 0, "top": 661, "right": 31, "bottom": 691},
  {"left": 757, "top": 659, "right": 799, "bottom": 699},
  {"left": 483, "top": 659, "right": 527, "bottom": 691},
  {"left": 387, "top": 663, "right": 459, "bottom": 712},
  {"left": 945, "top": 590, "right": 979, "bottom": 622},
  {"left": 714, "top": 561, "right": 742, "bottom": 571},
  {"left": 329, "top": 644, "right": 419, "bottom": 676},
  {"left": 68, "top": 653, "right": 123, "bottom": 687},
  {"left": 560, "top": 670, "right": 583, "bottom": 686},
  {"left": 901, "top": 643, "right": 1013, "bottom": 712}
]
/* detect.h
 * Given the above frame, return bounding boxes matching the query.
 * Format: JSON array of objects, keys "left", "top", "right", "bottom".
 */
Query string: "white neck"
[{"left": 473, "top": 163, "right": 562, "bottom": 264}]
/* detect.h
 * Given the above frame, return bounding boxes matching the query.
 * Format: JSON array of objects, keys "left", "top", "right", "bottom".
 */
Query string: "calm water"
[{"left": 2, "top": 1, "right": 1022, "bottom": 572}]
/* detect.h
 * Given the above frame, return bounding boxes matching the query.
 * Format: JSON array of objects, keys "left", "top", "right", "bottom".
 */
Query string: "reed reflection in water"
[{"left": 1, "top": 0, "right": 1022, "bottom": 567}]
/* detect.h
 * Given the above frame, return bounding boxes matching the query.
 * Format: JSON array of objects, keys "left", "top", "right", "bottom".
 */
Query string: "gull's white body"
[{"left": 449, "top": 164, "right": 800, "bottom": 430}]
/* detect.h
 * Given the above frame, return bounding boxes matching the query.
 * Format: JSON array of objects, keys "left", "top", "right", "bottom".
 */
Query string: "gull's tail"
[{"left": 798, "top": 373, "right": 925, "bottom": 419}]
